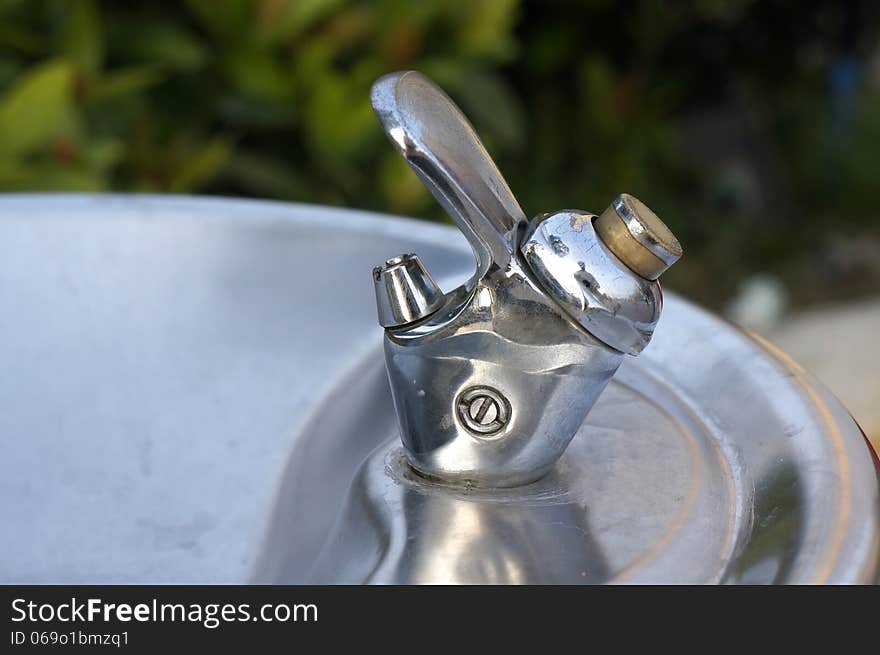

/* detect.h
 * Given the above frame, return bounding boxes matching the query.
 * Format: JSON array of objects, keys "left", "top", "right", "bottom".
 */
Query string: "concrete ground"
[{"left": 764, "top": 298, "right": 880, "bottom": 452}]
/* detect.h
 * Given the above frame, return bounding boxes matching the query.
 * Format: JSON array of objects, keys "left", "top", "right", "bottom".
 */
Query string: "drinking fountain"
[{"left": 0, "top": 73, "right": 877, "bottom": 585}]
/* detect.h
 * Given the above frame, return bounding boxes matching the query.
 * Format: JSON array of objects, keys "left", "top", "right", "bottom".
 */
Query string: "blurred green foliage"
[
  {"left": 0, "top": 0, "right": 878, "bottom": 307},
  {"left": 0, "top": 0, "right": 523, "bottom": 206}
]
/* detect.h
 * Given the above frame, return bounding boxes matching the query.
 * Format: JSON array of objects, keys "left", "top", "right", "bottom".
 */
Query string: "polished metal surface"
[
  {"left": 594, "top": 194, "right": 682, "bottom": 280},
  {"left": 372, "top": 253, "right": 443, "bottom": 328},
  {"left": 370, "top": 71, "right": 679, "bottom": 485},
  {"left": 299, "top": 296, "right": 880, "bottom": 585},
  {"left": 381, "top": 261, "right": 622, "bottom": 487},
  {"left": 0, "top": 194, "right": 474, "bottom": 583},
  {"left": 0, "top": 195, "right": 877, "bottom": 583},
  {"left": 520, "top": 210, "right": 663, "bottom": 355},
  {"left": 371, "top": 71, "right": 526, "bottom": 281}
]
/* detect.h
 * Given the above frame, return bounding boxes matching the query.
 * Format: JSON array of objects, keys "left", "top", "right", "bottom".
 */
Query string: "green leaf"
[
  {"left": 169, "top": 138, "right": 231, "bottom": 192},
  {"left": 257, "top": 0, "right": 346, "bottom": 43},
  {"left": 224, "top": 47, "right": 293, "bottom": 103},
  {"left": 87, "top": 66, "right": 165, "bottom": 105},
  {"left": 0, "top": 158, "right": 30, "bottom": 187},
  {"left": 0, "top": 59, "right": 74, "bottom": 157},
  {"left": 453, "top": 70, "right": 525, "bottom": 151},
  {"left": 0, "top": 57, "right": 21, "bottom": 88},
  {"left": 0, "top": 0, "right": 27, "bottom": 16},
  {"left": 185, "top": 0, "right": 253, "bottom": 42},
  {"left": 125, "top": 24, "right": 207, "bottom": 73},
  {"left": 0, "top": 159, "right": 106, "bottom": 191},
  {"left": 0, "top": 26, "right": 46, "bottom": 55},
  {"left": 379, "top": 152, "right": 430, "bottom": 215},
  {"left": 61, "top": 0, "right": 104, "bottom": 76},
  {"left": 215, "top": 93, "right": 294, "bottom": 128},
  {"left": 304, "top": 72, "right": 375, "bottom": 156},
  {"left": 452, "top": 0, "right": 519, "bottom": 61},
  {"left": 81, "top": 138, "right": 123, "bottom": 172},
  {"left": 222, "top": 151, "right": 307, "bottom": 199}
]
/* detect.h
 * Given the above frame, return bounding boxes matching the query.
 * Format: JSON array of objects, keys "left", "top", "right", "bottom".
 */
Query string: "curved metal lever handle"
[{"left": 371, "top": 71, "right": 526, "bottom": 278}]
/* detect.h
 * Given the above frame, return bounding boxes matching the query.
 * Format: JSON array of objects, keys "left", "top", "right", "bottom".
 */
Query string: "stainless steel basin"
[{"left": 1, "top": 194, "right": 877, "bottom": 583}]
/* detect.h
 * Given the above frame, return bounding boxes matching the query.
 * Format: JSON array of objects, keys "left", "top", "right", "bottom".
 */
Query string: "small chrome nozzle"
[{"left": 373, "top": 253, "right": 443, "bottom": 328}]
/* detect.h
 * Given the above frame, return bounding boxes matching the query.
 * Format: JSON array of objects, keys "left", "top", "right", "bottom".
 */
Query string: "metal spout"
[
  {"left": 371, "top": 71, "right": 681, "bottom": 487},
  {"left": 373, "top": 253, "right": 443, "bottom": 328}
]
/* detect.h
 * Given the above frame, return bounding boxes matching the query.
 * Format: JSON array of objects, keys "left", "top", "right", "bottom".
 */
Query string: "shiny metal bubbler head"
[{"left": 371, "top": 71, "right": 681, "bottom": 487}]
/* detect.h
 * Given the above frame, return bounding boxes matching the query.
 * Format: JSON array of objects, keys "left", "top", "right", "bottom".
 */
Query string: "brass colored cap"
[{"left": 594, "top": 194, "right": 682, "bottom": 280}]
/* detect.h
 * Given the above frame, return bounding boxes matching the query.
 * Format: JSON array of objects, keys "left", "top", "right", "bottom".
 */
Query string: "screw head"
[{"left": 457, "top": 386, "right": 511, "bottom": 437}]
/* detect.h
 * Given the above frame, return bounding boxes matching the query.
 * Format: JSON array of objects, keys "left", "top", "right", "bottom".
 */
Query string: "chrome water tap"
[{"left": 371, "top": 71, "right": 682, "bottom": 487}]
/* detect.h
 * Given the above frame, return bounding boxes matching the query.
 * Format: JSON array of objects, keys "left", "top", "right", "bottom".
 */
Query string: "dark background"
[{"left": 1, "top": 0, "right": 879, "bottom": 311}]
